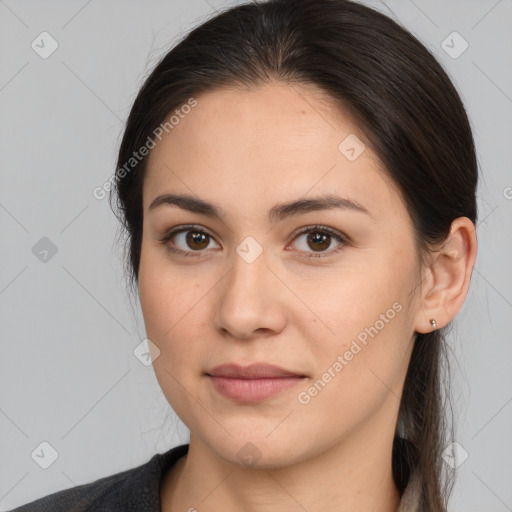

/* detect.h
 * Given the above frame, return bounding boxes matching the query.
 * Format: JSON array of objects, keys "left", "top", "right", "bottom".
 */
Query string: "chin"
[{"left": 200, "top": 432, "right": 304, "bottom": 470}]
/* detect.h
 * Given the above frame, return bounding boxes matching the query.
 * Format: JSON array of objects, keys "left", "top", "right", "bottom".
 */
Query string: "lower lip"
[{"left": 208, "top": 376, "right": 304, "bottom": 402}]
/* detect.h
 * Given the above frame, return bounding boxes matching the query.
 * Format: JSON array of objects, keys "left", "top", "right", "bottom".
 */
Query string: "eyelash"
[{"left": 159, "top": 224, "right": 348, "bottom": 261}]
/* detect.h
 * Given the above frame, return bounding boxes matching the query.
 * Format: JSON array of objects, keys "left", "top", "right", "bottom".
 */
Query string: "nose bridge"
[
  {"left": 226, "top": 237, "right": 270, "bottom": 306},
  {"left": 214, "top": 236, "right": 285, "bottom": 337}
]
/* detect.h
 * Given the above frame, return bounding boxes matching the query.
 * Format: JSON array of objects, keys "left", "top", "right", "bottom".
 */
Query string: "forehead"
[{"left": 143, "top": 82, "right": 402, "bottom": 220}]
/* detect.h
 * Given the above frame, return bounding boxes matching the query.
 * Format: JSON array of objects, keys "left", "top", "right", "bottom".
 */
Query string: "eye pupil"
[
  {"left": 186, "top": 231, "right": 209, "bottom": 250},
  {"left": 308, "top": 232, "right": 330, "bottom": 251}
]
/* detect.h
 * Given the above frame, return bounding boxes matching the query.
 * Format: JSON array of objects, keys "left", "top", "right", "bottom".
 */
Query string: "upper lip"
[{"left": 206, "top": 363, "right": 305, "bottom": 379}]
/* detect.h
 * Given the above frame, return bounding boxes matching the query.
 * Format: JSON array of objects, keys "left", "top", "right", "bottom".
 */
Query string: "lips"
[
  {"left": 206, "top": 363, "right": 307, "bottom": 402},
  {"left": 206, "top": 362, "right": 305, "bottom": 379}
]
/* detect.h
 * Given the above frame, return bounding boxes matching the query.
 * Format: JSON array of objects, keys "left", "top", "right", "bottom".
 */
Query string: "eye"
[
  {"left": 160, "top": 225, "right": 220, "bottom": 258},
  {"left": 287, "top": 225, "right": 347, "bottom": 259},
  {"left": 160, "top": 224, "right": 348, "bottom": 260}
]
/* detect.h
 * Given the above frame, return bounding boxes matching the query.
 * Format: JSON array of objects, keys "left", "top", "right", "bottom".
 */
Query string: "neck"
[{"left": 161, "top": 426, "right": 401, "bottom": 512}]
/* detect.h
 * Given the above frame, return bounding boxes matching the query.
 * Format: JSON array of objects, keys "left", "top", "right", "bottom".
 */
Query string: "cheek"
[
  {"left": 138, "top": 259, "right": 206, "bottom": 427},
  {"left": 297, "top": 253, "right": 416, "bottom": 399},
  {"left": 296, "top": 262, "right": 405, "bottom": 347},
  {"left": 295, "top": 307, "right": 412, "bottom": 441},
  {"left": 139, "top": 241, "right": 192, "bottom": 343},
  {"left": 138, "top": 246, "right": 214, "bottom": 380},
  {"left": 139, "top": 272, "right": 195, "bottom": 359}
]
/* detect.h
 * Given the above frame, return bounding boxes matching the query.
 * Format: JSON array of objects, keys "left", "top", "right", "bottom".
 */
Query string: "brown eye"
[
  {"left": 185, "top": 231, "right": 210, "bottom": 250},
  {"left": 306, "top": 232, "right": 332, "bottom": 252},
  {"left": 290, "top": 225, "right": 347, "bottom": 259},
  {"left": 161, "top": 225, "right": 220, "bottom": 257}
]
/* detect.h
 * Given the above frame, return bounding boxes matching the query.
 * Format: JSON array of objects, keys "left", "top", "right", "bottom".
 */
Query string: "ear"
[{"left": 414, "top": 217, "right": 478, "bottom": 334}]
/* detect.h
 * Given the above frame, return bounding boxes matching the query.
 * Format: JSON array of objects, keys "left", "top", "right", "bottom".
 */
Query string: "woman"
[{"left": 11, "top": 0, "right": 478, "bottom": 510}]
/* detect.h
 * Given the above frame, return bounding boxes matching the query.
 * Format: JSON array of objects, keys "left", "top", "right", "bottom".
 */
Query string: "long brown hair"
[{"left": 110, "top": 1, "right": 478, "bottom": 509}]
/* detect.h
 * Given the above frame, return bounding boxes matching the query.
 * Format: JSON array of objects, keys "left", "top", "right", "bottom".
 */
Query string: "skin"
[{"left": 137, "top": 81, "right": 477, "bottom": 512}]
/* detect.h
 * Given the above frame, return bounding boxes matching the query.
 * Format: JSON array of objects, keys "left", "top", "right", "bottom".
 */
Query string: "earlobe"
[{"left": 414, "top": 217, "right": 477, "bottom": 334}]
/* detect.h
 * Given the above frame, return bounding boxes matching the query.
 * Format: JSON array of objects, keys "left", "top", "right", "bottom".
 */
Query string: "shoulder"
[
  {"left": 8, "top": 444, "right": 189, "bottom": 512},
  {"left": 9, "top": 467, "right": 141, "bottom": 512}
]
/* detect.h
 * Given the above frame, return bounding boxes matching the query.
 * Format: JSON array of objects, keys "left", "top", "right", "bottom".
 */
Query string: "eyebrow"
[{"left": 148, "top": 193, "right": 372, "bottom": 223}]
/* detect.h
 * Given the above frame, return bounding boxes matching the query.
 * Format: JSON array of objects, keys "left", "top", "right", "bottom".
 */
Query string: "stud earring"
[{"left": 429, "top": 318, "right": 437, "bottom": 331}]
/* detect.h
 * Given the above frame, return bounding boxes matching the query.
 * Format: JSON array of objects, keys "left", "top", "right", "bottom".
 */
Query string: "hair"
[{"left": 110, "top": 0, "right": 478, "bottom": 509}]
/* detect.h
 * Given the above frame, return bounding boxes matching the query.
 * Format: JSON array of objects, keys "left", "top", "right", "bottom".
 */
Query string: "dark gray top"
[{"left": 9, "top": 444, "right": 189, "bottom": 511}]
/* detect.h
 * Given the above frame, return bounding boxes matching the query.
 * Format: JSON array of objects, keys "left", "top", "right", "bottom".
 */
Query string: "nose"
[{"left": 213, "top": 246, "right": 287, "bottom": 340}]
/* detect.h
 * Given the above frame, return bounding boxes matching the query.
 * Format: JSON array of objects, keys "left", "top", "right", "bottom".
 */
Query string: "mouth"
[{"left": 205, "top": 363, "right": 307, "bottom": 403}]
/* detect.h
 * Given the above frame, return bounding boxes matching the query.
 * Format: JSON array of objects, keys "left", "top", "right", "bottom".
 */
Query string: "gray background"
[{"left": 0, "top": 0, "right": 511, "bottom": 510}]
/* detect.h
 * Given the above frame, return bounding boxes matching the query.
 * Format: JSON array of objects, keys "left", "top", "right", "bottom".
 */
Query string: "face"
[{"left": 138, "top": 82, "right": 423, "bottom": 468}]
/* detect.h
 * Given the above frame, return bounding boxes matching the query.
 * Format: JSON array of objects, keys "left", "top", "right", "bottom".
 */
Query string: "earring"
[{"left": 429, "top": 318, "right": 437, "bottom": 331}]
